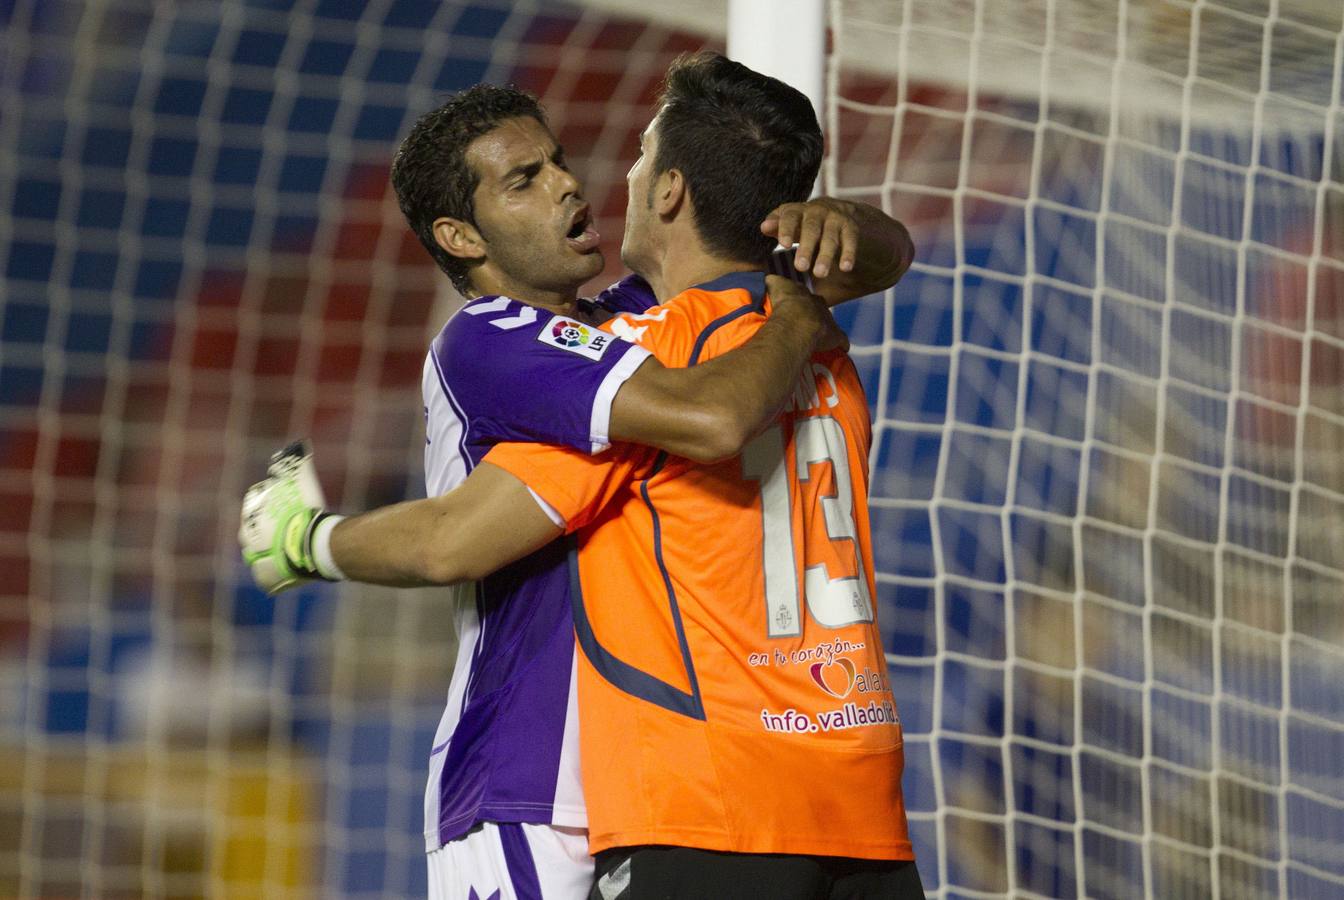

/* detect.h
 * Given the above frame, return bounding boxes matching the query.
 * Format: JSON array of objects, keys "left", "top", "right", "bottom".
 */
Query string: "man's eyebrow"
[
  {"left": 500, "top": 158, "right": 543, "bottom": 184},
  {"left": 499, "top": 146, "right": 564, "bottom": 184}
]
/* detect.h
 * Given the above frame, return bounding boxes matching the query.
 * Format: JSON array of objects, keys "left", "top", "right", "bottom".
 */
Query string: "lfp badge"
[{"left": 539, "top": 315, "right": 613, "bottom": 360}]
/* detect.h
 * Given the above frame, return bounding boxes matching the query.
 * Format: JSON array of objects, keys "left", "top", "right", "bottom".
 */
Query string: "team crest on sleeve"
[{"left": 538, "top": 314, "right": 613, "bottom": 360}]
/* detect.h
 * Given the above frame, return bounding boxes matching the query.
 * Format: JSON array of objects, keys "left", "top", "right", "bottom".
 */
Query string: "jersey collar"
[{"left": 690, "top": 270, "right": 766, "bottom": 307}]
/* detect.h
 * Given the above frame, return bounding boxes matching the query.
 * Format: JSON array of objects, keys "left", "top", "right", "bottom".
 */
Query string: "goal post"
[{"left": 727, "top": 0, "right": 827, "bottom": 135}]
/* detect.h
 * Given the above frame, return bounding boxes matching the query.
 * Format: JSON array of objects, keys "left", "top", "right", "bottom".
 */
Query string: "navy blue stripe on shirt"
[
  {"left": 569, "top": 536, "right": 705, "bottom": 720},
  {"left": 639, "top": 452, "right": 705, "bottom": 712},
  {"left": 686, "top": 271, "right": 767, "bottom": 365}
]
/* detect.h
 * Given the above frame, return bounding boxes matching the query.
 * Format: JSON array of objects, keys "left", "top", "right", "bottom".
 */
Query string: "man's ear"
[
  {"left": 432, "top": 216, "right": 486, "bottom": 262},
  {"left": 653, "top": 168, "right": 686, "bottom": 219}
]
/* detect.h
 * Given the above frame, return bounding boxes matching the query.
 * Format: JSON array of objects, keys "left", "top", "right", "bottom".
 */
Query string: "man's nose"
[{"left": 550, "top": 163, "right": 581, "bottom": 198}]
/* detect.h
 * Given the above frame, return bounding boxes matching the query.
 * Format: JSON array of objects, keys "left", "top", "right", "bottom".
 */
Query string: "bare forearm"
[
  {"left": 328, "top": 497, "right": 461, "bottom": 587},
  {"left": 848, "top": 203, "right": 914, "bottom": 292},
  {"left": 812, "top": 203, "right": 913, "bottom": 306},
  {"left": 327, "top": 464, "right": 562, "bottom": 587}
]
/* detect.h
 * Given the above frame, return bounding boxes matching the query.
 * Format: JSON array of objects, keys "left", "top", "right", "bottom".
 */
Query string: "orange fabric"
[{"left": 485, "top": 279, "right": 911, "bottom": 859}]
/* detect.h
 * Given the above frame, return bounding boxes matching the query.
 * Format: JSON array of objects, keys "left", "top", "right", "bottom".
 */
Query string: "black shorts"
[{"left": 589, "top": 845, "right": 925, "bottom": 900}]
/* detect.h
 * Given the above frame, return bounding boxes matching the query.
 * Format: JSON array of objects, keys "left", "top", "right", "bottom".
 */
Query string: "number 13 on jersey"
[{"left": 741, "top": 417, "right": 875, "bottom": 638}]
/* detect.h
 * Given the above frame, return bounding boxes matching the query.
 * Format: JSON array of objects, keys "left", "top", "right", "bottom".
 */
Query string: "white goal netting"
[
  {"left": 2, "top": 0, "right": 1341, "bottom": 897},
  {"left": 2, "top": 2, "right": 699, "bottom": 897},
  {"left": 827, "top": 0, "right": 1343, "bottom": 896}
]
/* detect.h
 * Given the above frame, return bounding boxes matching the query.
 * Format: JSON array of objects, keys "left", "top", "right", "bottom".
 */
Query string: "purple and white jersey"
[{"left": 421, "top": 276, "right": 657, "bottom": 851}]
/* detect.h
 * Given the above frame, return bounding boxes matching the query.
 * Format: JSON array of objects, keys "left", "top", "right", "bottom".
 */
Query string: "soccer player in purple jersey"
[{"left": 242, "top": 78, "right": 911, "bottom": 899}]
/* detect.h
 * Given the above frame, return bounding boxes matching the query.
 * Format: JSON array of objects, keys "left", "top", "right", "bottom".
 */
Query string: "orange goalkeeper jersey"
[{"left": 486, "top": 271, "right": 911, "bottom": 859}]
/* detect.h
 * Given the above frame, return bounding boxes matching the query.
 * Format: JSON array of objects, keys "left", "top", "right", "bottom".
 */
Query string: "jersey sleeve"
[
  {"left": 484, "top": 440, "right": 657, "bottom": 533},
  {"left": 432, "top": 296, "right": 653, "bottom": 454}
]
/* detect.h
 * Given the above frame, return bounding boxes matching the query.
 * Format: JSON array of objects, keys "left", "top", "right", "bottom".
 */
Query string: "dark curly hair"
[
  {"left": 391, "top": 85, "right": 548, "bottom": 293},
  {"left": 653, "top": 52, "right": 822, "bottom": 266}
]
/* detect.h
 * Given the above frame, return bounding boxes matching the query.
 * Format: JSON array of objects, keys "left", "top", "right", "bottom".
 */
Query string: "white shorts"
[{"left": 426, "top": 822, "right": 592, "bottom": 900}]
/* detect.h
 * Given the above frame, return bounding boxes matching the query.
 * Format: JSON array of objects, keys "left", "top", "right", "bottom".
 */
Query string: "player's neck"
[{"left": 646, "top": 242, "right": 758, "bottom": 302}]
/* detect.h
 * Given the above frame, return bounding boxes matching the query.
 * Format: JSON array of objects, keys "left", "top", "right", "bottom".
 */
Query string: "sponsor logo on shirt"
[
  {"left": 539, "top": 315, "right": 613, "bottom": 360},
  {"left": 747, "top": 640, "right": 890, "bottom": 705},
  {"left": 759, "top": 699, "right": 900, "bottom": 734},
  {"left": 809, "top": 657, "right": 890, "bottom": 699},
  {"left": 748, "top": 641, "right": 898, "bottom": 733},
  {"left": 810, "top": 657, "right": 857, "bottom": 698}
]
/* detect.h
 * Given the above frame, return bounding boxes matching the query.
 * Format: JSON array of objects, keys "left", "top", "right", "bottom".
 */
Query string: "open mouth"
[
  {"left": 565, "top": 206, "right": 600, "bottom": 250},
  {"left": 567, "top": 211, "right": 589, "bottom": 239}
]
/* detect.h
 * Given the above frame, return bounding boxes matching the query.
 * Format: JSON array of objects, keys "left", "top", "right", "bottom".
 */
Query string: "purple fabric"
[
  {"left": 429, "top": 291, "right": 653, "bottom": 844},
  {"left": 498, "top": 823, "right": 545, "bottom": 900},
  {"left": 435, "top": 543, "right": 575, "bottom": 842},
  {"left": 432, "top": 293, "right": 646, "bottom": 457},
  {"left": 592, "top": 273, "right": 658, "bottom": 315}
]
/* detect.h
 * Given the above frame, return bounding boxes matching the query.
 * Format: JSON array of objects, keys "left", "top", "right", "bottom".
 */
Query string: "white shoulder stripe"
[
  {"left": 461, "top": 296, "right": 540, "bottom": 331},
  {"left": 489, "top": 305, "right": 538, "bottom": 330},
  {"left": 462, "top": 296, "right": 511, "bottom": 316}
]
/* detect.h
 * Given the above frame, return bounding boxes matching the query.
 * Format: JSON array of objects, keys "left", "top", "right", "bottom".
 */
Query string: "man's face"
[
  {"left": 620, "top": 113, "right": 661, "bottom": 274},
  {"left": 464, "top": 116, "right": 602, "bottom": 296}
]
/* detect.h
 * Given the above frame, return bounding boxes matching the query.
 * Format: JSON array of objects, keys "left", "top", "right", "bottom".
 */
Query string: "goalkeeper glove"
[{"left": 239, "top": 441, "right": 345, "bottom": 594}]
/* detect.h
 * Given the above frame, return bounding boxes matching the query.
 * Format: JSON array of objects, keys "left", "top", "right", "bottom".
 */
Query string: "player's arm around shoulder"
[
  {"left": 762, "top": 197, "right": 915, "bottom": 306},
  {"left": 605, "top": 276, "right": 846, "bottom": 464}
]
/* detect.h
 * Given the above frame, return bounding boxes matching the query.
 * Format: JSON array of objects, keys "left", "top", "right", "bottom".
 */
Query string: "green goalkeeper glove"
[{"left": 239, "top": 441, "right": 344, "bottom": 594}]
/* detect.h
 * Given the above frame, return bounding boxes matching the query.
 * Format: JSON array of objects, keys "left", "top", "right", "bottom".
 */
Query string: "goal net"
[
  {"left": 826, "top": 0, "right": 1343, "bottom": 896},
  {"left": 1, "top": 0, "right": 1340, "bottom": 898},
  {"left": 1, "top": 2, "right": 703, "bottom": 898}
]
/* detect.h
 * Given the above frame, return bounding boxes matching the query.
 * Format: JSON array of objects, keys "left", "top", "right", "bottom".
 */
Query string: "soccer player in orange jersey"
[
  {"left": 483, "top": 55, "right": 920, "bottom": 898},
  {"left": 246, "top": 53, "right": 921, "bottom": 899}
]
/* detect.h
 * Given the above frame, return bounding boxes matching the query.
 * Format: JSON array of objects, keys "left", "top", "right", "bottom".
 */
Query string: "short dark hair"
[
  {"left": 652, "top": 52, "right": 822, "bottom": 266},
  {"left": 391, "top": 85, "right": 548, "bottom": 293}
]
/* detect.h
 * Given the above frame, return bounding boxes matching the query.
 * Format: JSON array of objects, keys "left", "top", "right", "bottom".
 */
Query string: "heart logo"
[{"left": 810, "top": 657, "right": 857, "bottom": 698}]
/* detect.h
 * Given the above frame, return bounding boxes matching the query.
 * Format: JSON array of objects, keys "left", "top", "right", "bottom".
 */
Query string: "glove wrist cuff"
[{"left": 308, "top": 513, "right": 347, "bottom": 582}]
